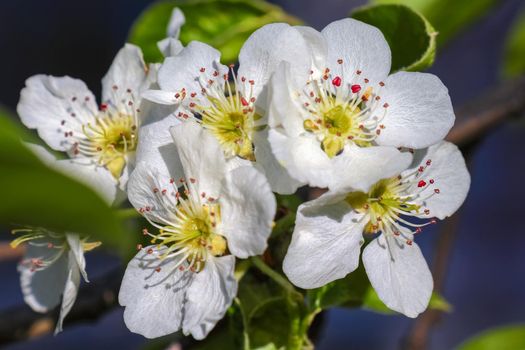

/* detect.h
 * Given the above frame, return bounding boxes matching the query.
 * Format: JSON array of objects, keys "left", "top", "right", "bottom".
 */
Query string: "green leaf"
[
  {"left": 129, "top": 0, "right": 301, "bottom": 63},
  {"left": 503, "top": 9, "right": 525, "bottom": 78},
  {"left": 458, "top": 325, "right": 525, "bottom": 350},
  {"left": 0, "top": 111, "right": 130, "bottom": 253},
  {"left": 371, "top": 0, "right": 498, "bottom": 46},
  {"left": 351, "top": 4, "right": 437, "bottom": 72}
]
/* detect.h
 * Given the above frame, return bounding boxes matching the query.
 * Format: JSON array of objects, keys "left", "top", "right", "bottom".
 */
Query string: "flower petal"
[
  {"left": 18, "top": 241, "right": 69, "bottom": 313},
  {"left": 269, "top": 129, "right": 332, "bottom": 189},
  {"left": 404, "top": 141, "right": 470, "bottom": 219},
  {"left": 127, "top": 163, "right": 179, "bottom": 224},
  {"left": 158, "top": 41, "right": 228, "bottom": 94},
  {"left": 219, "top": 166, "right": 276, "bottom": 258},
  {"left": 283, "top": 194, "right": 365, "bottom": 289},
  {"left": 330, "top": 145, "right": 413, "bottom": 193},
  {"left": 295, "top": 26, "right": 328, "bottom": 70},
  {"left": 54, "top": 249, "right": 81, "bottom": 334},
  {"left": 253, "top": 129, "right": 304, "bottom": 194},
  {"left": 375, "top": 72, "right": 455, "bottom": 149},
  {"left": 182, "top": 255, "right": 237, "bottom": 340},
  {"left": 322, "top": 18, "right": 391, "bottom": 85},
  {"left": 158, "top": 38, "right": 185, "bottom": 58},
  {"left": 136, "top": 114, "right": 184, "bottom": 180},
  {"left": 238, "top": 23, "right": 312, "bottom": 99},
  {"left": 166, "top": 7, "right": 185, "bottom": 38},
  {"left": 119, "top": 245, "right": 191, "bottom": 338},
  {"left": 17, "top": 75, "right": 97, "bottom": 151},
  {"left": 170, "top": 122, "right": 227, "bottom": 200},
  {"left": 65, "top": 234, "right": 88, "bottom": 282},
  {"left": 101, "top": 44, "right": 149, "bottom": 104},
  {"left": 363, "top": 235, "right": 433, "bottom": 317},
  {"left": 142, "top": 89, "right": 179, "bottom": 105}
]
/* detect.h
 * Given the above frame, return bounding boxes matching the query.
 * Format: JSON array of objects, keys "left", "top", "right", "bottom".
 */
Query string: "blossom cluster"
[{"left": 12, "top": 8, "right": 469, "bottom": 339}]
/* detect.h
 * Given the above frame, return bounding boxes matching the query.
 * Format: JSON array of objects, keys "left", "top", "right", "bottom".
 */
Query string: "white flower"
[
  {"left": 17, "top": 44, "right": 153, "bottom": 199},
  {"left": 119, "top": 122, "right": 276, "bottom": 339},
  {"left": 266, "top": 19, "right": 455, "bottom": 192},
  {"left": 12, "top": 230, "right": 100, "bottom": 334},
  {"left": 283, "top": 141, "right": 470, "bottom": 317},
  {"left": 142, "top": 23, "right": 317, "bottom": 194}
]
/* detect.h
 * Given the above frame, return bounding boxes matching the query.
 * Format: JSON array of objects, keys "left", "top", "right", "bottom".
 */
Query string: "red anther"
[
  {"left": 336, "top": 132, "right": 341, "bottom": 137},
  {"left": 153, "top": 188, "right": 159, "bottom": 193},
  {"left": 126, "top": 88, "right": 132, "bottom": 93},
  {"left": 356, "top": 70, "right": 362, "bottom": 75},
  {"left": 337, "top": 59, "right": 343, "bottom": 64},
  {"left": 351, "top": 84, "right": 361, "bottom": 93},
  {"left": 434, "top": 189, "right": 440, "bottom": 194},
  {"left": 426, "top": 159, "right": 432, "bottom": 166},
  {"left": 201, "top": 192, "right": 206, "bottom": 198},
  {"left": 379, "top": 124, "right": 385, "bottom": 129},
  {"left": 323, "top": 74, "right": 329, "bottom": 80},
  {"left": 190, "top": 92, "right": 197, "bottom": 98},
  {"left": 229, "top": 63, "right": 235, "bottom": 68},
  {"left": 112, "top": 85, "right": 118, "bottom": 90},
  {"left": 418, "top": 166, "right": 425, "bottom": 172},
  {"left": 71, "top": 113, "right": 76, "bottom": 117},
  {"left": 85, "top": 96, "right": 90, "bottom": 102},
  {"left": 175, "top": 93, "right": 180, "bottom": 98},
  {"left": 406, "top": 240, "right": 413, "bottom": 246},
  {"left": 61, "top": 120, "right": 66, "bottom": 125},
  {"left": 142, "top": 228, "right": 149, "bottom": 235},
  {"left": 429, "top": 179, "right": 435, "bottom": 184},
  {"left": 375, "top": 96, "right": 381, "bottom": 101},
  {"left": 347, "top": 135, "right": 354, "bottom": 140},
  {"left": 170, "top": 178, "right": 175, "bottom": 184},
  {"left": 430, "top": 219, "right": 437, "bottom": 224},
  {"left": 47, "top": 243, "right": 54, "bottom": 249},
  {"left": 383, "top": 103, "right": 389, "bottom": 108},
  {"left": 415, "top": 227, "right": 422, "bottom": 234},
  {"left": 179, "top": 266, "right": 185, "bottom": 271},
  {"left": 325, "top": 68, "right": 330, "bottom": 73},
  {"left": 136, "top": 244, "right": 143, "bottom": 250},
  {"left": 241, "top": 97, "right": 249, "bottom": 106},
  {"left": 71, "top": 96, "right": 77, "bottom": 102},
  {"left": 364, "top": 78, "right": 369, "bottom": 84},
  {"left": 379, "top": 81, "right": 385, "bottom": 87},
  {"left": 250, "top": 97, "right": 256, "bottom": 102},
  {"left": 128, "top": 101, "right": 133, "bottom": 106},
  {"left": 241, "top": 76, "right": 246, "bottom": 82},
  {"left": 199, "top": 67, "right": 205, "bottom": 72},
  {"left": 190, "top": 178, "right": 196, "bottom": 183},
  {"left": 213, "top": 70, "right": 219, "bottom": 76},
  {"left": 145, "top": 206, "right": 151, "bottom": 212},
  {"left": 424, "top": 209, "right": 430, "bottom": 215},
  {"left": 201, "top": 88, "right": 206, "bottom": 94},
  {"left": 155, "top": 267, "right": 161, "bottom": 272},
  {"left": 189, "top": 102, "right": 196, "bottom": 108},
  {"left": 304, "top": 102, "right": 310, "bottom": 107},
  {"left": 147, "top": 248, "right": 153, "bottom": 254},
  {"left": 394, "top": 231, "right": 400, "bottom": 236},
  {"left": 417, "top": 180, "right": 427, "bottom": 188},
  {"left": 309, "top": 91, "right": 315, "bottom": 97},
  {"left": 161, "top": 189, "right": 167, "bottom": 195},
  {"left": 331, "top": 76, "right": 342, "bottom": 87},
  {"left": 249, "top": 80, "right": 255, "bottom": 85},
  {"left": 208, "top": 197, "right": 215, "bottom": 202},
  {"left": 376, "top": 129, "right": 381, "bottom": 135},
  {"left": 100, "top": 103, "right": 108, "bottom": 111},
  {"left": 139, "top": 208, "right": 145, "bottom": 214}
]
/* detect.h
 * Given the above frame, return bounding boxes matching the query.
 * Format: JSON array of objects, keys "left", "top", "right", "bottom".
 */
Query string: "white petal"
[
  {"left": 363, "top": 235, "right": 433, "bottom": 317},
  {"left": 330, "top": 145, "right": 413, "bottom": 193},
  {"left": 267, "top": 62, "right": 304, "bottom": 136},
  {"left": 142, "top": 89, "right": 179, "bottom": 105},
  {"left": 322, "top": 18, "right": 391, "bottom": 85},
  {"left": 238, "top": 23, "right": 312, "bottom": 99},
  {"left": 158, "top": 41, "right": 228, "bottom": 94},
  {"left": 158, "top": 38, "right": 185, "bottom": 58},
  {"left": 403, "top": 141, "right": 470, "bottom": 219},
  {"left": 269, "top": 129, "right": 331, "bottom": 189},
  {"left": 65, "top": 234, "right": 88, "bottom": 282},
  {"left": 295, "top": 26, "right": 328, "bottom": 70},
  {"left": 101, "top": 44, "right": 149, "bottom": 104},
  {"left": 182, "top": 255, "right": 237, "bottom": 340},
  {"left": 18, "top": 241, "right": 69, "bottom": 313},
  {"left": 166, "top": 8, "right": 185, "bottom": 38},
  {"left": 17, "top": 75, "right": 97, "bottom": 151},
  {"left": 127, "top": 163, "right": 179, "bottom": 224},
  {"left": 136, "top": 114, "right": 184, "bottom": 180},
  {"left": 170, "top": 122, "right": 227, "bottom": 200},
  {"left": 375, "top": 72, "right": 455, "bottom": 148},
  {"left": 219, "top": 166, "right": 276, "bottom": 258},
  {"left": 253, "top": 129, "right": 304, "bottom": 194},
  {"left": 54, "top": 249, "right": 81, "bottom": 334},
  {"left": 283, "top": 194, "right": 365, "bottom": 289},
  {"left": 119, "top": 246, "right": 191, "bottom": 338}
]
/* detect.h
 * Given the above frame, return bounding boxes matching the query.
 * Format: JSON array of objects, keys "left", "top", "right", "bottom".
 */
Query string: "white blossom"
[{"left": 283, "top": 141, "right": 470, "bottom": 317}]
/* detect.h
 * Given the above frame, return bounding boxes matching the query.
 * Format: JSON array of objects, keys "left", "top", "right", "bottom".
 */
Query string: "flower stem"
[
  {"left": 250, "top": 256, "right": 297, "bottom": 295},
  {"left": 116, "top": 208, "right": 141, "bottom": 220}
]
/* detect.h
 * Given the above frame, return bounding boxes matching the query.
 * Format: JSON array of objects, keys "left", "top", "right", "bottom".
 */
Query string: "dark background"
[{"left": 1, "top": 0, "right": 524, "bottom": 349}]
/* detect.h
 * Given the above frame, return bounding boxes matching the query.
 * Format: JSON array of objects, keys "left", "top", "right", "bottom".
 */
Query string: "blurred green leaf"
[
  {"left": 129, "top": 0, "right": 301, "bottom": 63},
  {"left": 0, "top": 111, "right": 130, "bottom": 253},
  {"left": 503, "top": 9, "right": 525, "bottom": 78},
  {"left": 458, "top": 325, "right": 525, "bottom": 350},
  {"left": 371, "top": 0, "right": 498, "bottom": 46},
  {"left": 351, "top": 4, "right": 436, "bottom": 72}
]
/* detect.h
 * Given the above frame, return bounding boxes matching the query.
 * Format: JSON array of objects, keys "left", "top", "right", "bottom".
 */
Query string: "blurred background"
[{"left": 1, "top": 0, "right": 524, "bottom": 349}]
